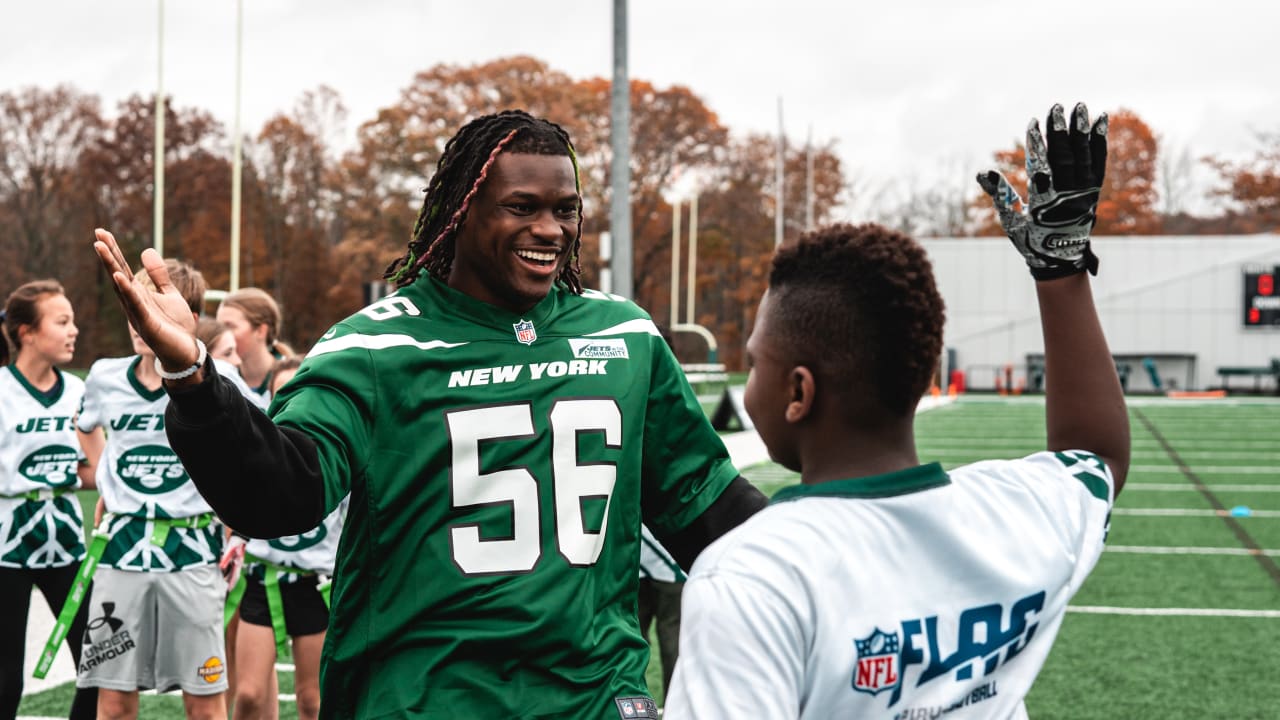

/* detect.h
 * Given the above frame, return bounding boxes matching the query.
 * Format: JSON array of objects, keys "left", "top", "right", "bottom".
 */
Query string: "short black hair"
[
  {"left": 384, "top": 109, "right": 583, "bottom": 292},
  {"left": 768, "top": 222, "right": 945, "bottom": 421}
]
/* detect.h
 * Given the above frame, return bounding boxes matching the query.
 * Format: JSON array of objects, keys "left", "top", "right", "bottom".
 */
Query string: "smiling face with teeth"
[{"left": 448, "top": 151, "right": 581, "bottom": 314}]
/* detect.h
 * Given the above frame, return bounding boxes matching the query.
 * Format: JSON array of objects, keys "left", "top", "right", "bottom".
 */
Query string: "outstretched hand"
[
  {"left": 977, "top": 102, "right": 1108, "bottom": 280},
  {"left": 93, "top": 228, "right": 202, "bottom": 372}
]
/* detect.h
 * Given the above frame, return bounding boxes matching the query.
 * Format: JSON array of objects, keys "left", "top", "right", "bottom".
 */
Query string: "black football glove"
[{"left": 977, "top": 102, "right": 1108, "bottom": 280}]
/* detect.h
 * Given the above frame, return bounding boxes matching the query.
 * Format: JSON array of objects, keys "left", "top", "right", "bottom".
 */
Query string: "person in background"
[
  {"left": 215, "top": 289, "right": 291, "bottom": 403},
  {"left": 0, "top": 280, "right": 97, "bottom": 719},
  {"left": 197, "top": 318, "right": 241, "bottom": 370},
  {"left": 76, "top": 259, "right": 256, "bottom": 720},
  {"left": 637, "top": 523, "right": 685, "bottom": 698},
  {"left": 666, "top": 103, "right": 1128, "bottom": 718},
  {"left": 229, "top": 355, "right": 342, "bottom": 720}
]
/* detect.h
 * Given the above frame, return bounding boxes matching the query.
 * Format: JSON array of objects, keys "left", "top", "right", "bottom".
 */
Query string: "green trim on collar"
[
  {"left": 126, "top": 356, "right": 166, "bottom": 401},
  {"left": 770, "top": 462, "right": 950, "bottom": 503},
  {"left": 6, "top": 365, "right": 66, "bottom": 408}
]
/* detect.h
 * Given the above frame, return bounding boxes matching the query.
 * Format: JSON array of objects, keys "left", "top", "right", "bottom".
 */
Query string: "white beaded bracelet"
[{"left": 154, "top": 338, "right": 207, "bottom": 381}]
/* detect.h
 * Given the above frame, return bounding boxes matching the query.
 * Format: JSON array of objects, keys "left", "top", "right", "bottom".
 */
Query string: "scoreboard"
[{"left": 1243, "top": 265, "right": 1280, "bottom": 327}]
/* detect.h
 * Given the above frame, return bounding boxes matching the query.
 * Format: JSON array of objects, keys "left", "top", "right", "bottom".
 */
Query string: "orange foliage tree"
[
  {"left": 2, "top": 58, "right": 848, "bottom": 367},
  {"left": 1209, "top": 132, "right": 1280, "bottom": 232}
]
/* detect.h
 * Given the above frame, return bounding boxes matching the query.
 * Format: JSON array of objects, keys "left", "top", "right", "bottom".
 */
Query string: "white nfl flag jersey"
[
  {"left": 0, "top": 366, "right": 87, "bottom": 568},
  {"left": 666, "top": 451, "right": 1114, "bottom": 720}
]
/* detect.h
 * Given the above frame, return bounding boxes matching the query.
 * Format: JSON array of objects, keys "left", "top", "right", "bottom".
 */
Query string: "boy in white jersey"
[
  {"left": 76, "top": 260, "right": 242, "bottom": 720},
  {"left": 0, "top": 280, "right": 97, "bottom": 719},
  {"left": 666, "top": 103, "right": 1130, "bottom": 719}
]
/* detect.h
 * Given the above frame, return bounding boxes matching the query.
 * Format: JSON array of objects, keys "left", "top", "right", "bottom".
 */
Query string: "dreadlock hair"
[
  {"left": 768, "top": 223, "right": 946, "bottom": 425},
  {"left": 2, "top": 280, "right": 67, "bottom": 367},
  {"left": 383, "top": 109, "right": 585, "bottom": 293}
]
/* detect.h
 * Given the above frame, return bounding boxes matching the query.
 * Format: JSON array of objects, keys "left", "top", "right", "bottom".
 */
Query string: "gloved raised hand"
[{"left": 977, "top": 102, "right": 1108, "bottom": 279}]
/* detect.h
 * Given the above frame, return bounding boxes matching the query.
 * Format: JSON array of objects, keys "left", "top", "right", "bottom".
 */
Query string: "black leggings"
[{"left": 0, "top": 565, "right": 98, "bottom": 720}]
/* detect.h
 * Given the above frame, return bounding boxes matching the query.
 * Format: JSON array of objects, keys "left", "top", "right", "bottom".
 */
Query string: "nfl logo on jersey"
[
  {"left": 513, "top": 319, "right": 537, "bottom": 345},
  {"left": 853, "top": 627, "right": 901, "bottom": 696}
]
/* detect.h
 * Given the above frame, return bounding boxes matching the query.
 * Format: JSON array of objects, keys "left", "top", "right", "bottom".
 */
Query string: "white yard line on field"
[
  {"left": 1123, "top": 483, "right": 1280, "bottom": 492},
  {"left": 1068, "top": 606, "right": 1280, "bottom": 618},
  {"left": 1112, "top": 508, "right": 1280, "bottom": 518},
  {"left": 1105, "top": 545, "right": 1280, "bottom": 556}
]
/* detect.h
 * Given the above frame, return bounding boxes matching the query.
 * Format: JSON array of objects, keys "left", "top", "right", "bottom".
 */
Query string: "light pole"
[
  {"left": 229, "top": 0, "right": 244, "bottom": 291},
  {"left": 670, "top": 198, "right": 681, "bottom": 328},
  {"left": 153, "top": 0, "right": 166, "bottom": 254},
  {"left": 609, "top": 0, "right": 633, "bottom": 298}
]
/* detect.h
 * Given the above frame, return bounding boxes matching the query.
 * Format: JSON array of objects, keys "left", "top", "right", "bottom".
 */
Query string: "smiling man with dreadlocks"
[{"left": 92, "top": 109, "right": 766, "bottom": 719}]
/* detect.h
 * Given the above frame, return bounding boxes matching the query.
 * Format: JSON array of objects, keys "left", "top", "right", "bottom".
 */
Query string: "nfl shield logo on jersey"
[
  {"left": 513, "top": 319, "right": 537, "bottom": 345},
  {"left": 853, "top": 627, "right": 901, "bottom": 696}
]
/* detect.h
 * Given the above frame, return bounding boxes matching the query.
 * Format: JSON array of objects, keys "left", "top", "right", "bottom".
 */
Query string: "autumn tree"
[
  {"left": 74, "top": 94, "right": 231, "bottom": 357},
  {"left": 247, "top": 86, "right": 348, "bottom": 347},
  {"left": 681, "top": 133, "right": 844, "bottom": 369},
  {"left": 972, "top": 108, "right": 1161, "bottom": 235},
  {"left": 0, "top": 86, "right": 107, "bottom": 365},
  {"left": 0, "top": 86, "right": 104, "bottom": 280},
  {"left": 1209, "top": 131, "right": 1280, "bottom": 232}
]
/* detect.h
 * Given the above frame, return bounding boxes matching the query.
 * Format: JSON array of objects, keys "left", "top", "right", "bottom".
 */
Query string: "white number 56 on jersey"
[{"left": 445, "top": 398, "right": 620, "bottom": 575}]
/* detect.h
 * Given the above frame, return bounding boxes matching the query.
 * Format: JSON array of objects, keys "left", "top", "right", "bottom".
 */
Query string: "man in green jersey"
[{"left": 93, "top": 110, "right": 766, "bottom": 719}]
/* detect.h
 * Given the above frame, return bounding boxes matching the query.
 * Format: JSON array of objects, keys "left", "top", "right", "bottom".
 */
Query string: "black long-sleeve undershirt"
[
  {"left": 164, "top": 358, "right": 768, "bottom": 559},
  {"left": 164, "top": 358, "right": 327, "bottom": 538}
]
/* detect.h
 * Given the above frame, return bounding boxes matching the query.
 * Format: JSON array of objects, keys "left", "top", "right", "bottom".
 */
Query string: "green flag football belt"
[
  {"left": 224, "top": 554, "right": 332, "bottom": 657},
  {"left": 2, "top": 486, "right": 76, "bottom": 502},
  {"left": 33, "top": 528, "right": 106, "bottom": 679},
  {"left": 33, "top": 511, "right": 215, "bottom": 679}
]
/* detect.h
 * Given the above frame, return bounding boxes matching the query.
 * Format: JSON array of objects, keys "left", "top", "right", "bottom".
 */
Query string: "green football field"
[{"left": 21, "top": 396, "right": 1280, "bottom": 717}]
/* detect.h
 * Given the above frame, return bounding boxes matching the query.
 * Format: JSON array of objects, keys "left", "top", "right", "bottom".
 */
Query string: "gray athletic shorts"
[{"left": 76, "top": 564, "right": 228, "bottom": 695}]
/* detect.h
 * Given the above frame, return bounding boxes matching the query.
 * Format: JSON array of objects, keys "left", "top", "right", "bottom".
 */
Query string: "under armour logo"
[{"left": 84, "top": 601, "right": 124, "bottom": 642}]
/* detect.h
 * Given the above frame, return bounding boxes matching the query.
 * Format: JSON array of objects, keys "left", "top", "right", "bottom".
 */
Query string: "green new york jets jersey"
[
  {"left": 271, "top": 277, "right": 739, "bottom": 718},
  {"left": 0, "top": 366, "right": 86, "bottom": 569}
]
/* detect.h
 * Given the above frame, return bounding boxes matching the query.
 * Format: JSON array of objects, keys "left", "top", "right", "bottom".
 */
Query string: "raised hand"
[
  {"left": 977, "top": 103, "right": 1108, "bottom": 280},
  {"left": 93, "top": 228, "right": 202, "bottom": 373}
]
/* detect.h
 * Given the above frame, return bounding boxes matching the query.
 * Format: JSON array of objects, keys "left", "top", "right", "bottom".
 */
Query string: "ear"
[{"left": 784, "top": 365, "right": 816, "bottom": 424}]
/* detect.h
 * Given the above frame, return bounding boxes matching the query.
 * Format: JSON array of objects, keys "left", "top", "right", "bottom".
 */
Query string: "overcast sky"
[{"left": 4, "top": 0, "right": 1277, "bottom": 218}]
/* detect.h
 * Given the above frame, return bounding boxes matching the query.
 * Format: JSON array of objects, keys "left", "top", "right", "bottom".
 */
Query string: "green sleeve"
[{"left": 640, "top": 335, "right": 740, "bottom": 534}]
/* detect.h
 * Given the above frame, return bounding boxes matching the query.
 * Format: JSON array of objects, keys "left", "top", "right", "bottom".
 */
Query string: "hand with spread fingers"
[
  {"left": 978, "top": 102, "right": 1108, "bottom": 279},
  {"left": 92, "top": 228, "right": 203, "bottom": 376}
]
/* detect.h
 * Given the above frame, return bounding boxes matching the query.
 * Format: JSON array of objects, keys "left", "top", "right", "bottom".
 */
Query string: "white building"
[{"left": 920, "top": 234, "right": 1280, "bottom": 393}]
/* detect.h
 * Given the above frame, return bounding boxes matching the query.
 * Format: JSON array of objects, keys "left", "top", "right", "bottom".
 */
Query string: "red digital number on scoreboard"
[{"left": 1260, "top": 273, "right": 1274, "bottom": 296}]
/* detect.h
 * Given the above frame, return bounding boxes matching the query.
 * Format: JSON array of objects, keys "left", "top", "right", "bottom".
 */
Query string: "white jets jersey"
[
  {"left": 246, "top": 496, "right": 347, "bottom": 577},
  {"left": 79, "top": 356, "right": 214, "bottom": 519},
  {"left": 666, "top": 451, "right": 1114, "bottom": 720},
  {"left": 638, "top": 524, "right": 685, "bottom": 583},
  {"left": 0, "top": 366, "right": 87, "bottom": 568},
  {"left": 78, "top": 357, "right": 264, "bottom": 571}
]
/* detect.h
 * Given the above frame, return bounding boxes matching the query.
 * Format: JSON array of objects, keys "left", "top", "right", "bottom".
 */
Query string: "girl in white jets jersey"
[
  {"left": 0, "top": 280, "right": 97, "bottom": 719},
  {"left": 227, "top": 356, "right": 344, "bottom": 720},
  {"left": 667, "top": 104, "right": 1128, "bottom": 720},
  {"left": 76, "top": 260, "right": 260, "bottom": 720}
]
